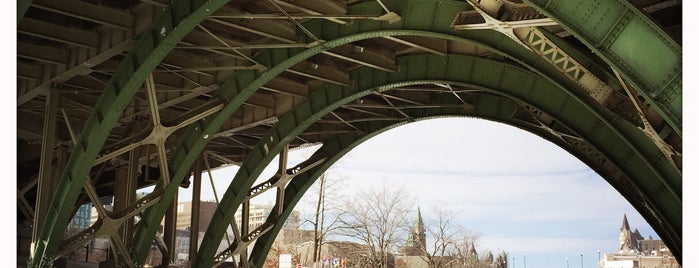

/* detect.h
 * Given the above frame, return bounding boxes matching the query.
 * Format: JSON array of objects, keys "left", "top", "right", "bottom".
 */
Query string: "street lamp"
[
  {"left": 580, "top": 254, "right": 583, "bottom": 268},
  {"left": 597, "top": 249, "right": 601, "bottom": 268},
  {"left": 523, "top": 253, "right": 526, "bottom": 268}
]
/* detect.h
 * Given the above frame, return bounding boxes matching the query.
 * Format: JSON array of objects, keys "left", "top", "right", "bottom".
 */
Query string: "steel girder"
[
  {"left": 194, "top": 54, "right": 680, "bottom": 267},
  {"left": 524, "top": 0, "right": 682, "bottom": 135},
  {"left": 132, "top": 0, "right": 664, "bottom": 261},
  {"left": 24, "top": 0, "right": 682, "bottom": 267},
  {"left": 139, "top": 0, "right": 676, "bottom": 264},
  {"left": 27, "top": 0, "right": 230, "bottom": 266}
]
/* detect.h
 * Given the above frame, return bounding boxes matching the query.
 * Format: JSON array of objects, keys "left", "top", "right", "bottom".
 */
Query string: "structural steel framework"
[{"left": 16, "top": 0, "right": 681, "bottom": 267}]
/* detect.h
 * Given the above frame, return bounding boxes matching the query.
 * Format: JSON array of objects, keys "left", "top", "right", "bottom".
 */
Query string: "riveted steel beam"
[
  {"left": 28, "top": 0, "right": 231, "bottom": 266},
  {"left": 523, "top": 0, "right": 682, "bottom": 135}
]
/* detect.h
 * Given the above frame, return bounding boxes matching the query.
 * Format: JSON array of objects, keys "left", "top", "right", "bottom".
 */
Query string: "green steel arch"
[
  {"left": 194, "top": 54, "right": 680, "bottom": 267},
  {"left": 23, "top": 0, "right": 681, "bottom": 267},
  {"left": 129, "top": 24, "right": 588, "bottom": 265},
  {"left": 244, "top": 102, "right": 632, "bottom": 267},
  {"left": 133, "top": 0, "right": 674, "bottom": 259},
  {"left": 27, "top": 0, "right": 231, "bottom": 266}
]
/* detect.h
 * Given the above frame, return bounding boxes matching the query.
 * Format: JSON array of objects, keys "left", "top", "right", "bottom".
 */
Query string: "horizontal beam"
[
  {"left": 31, "top": 0, "right": 134, "bottom": 31},
  {"left": 18, "top": 17, "right": 99, "bottom": 49}
]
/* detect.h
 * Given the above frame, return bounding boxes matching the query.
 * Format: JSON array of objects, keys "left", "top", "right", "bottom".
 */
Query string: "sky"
[{"left": 176, "top": 117, "right": 678, "bottom": 268}]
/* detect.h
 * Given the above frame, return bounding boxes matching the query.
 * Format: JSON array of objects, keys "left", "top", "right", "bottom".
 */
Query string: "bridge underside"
[{"left": 17, "top": 0, "right": 681, "bottom": 267}]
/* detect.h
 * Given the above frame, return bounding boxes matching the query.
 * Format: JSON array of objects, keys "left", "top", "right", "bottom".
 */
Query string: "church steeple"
[
  {"left": 413, "top": 207, "right": 425, "bottom": 236},
  {"left": 621, "top": 214, "right": 630, "bottom": 231},
  {"left": 401, "top": 206, "right": 426, "bottom": 256},
  {"left": 619, "top": 213, "right": 639, "bottom": 253}
]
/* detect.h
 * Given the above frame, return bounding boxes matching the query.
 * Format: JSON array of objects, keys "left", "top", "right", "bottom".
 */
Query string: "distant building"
[
  {"left": 494, "top": 251, "right": 508, "bottom": 268},
  {"left": 175, "top": 200, "right": 219, "bottom": 231},
  {"left": 69, "top": 203, "right": 92, "bottom": 231},
  {"left": 600, "top": 214, "right": 679, "bottom": 268},
  {"left": 233, "top": 204, "right": 301, "bottom": 230},
  {"left": 395, "top": 207, "right": 501, "bottom": 268}
]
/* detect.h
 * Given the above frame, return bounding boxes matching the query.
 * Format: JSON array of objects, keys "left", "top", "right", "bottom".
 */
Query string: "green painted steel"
[
  {"left": 123, "top": 0, "right": 680, "bottom": 264},
  {"left": 26, "top": 0, "right": 230, "bottom": 266},
  {"left": 524, "top": 0, "right": 682, "bottom": 135},
  {"left": 133, "top": 0, "right": 651, "bottom": 259},
  {"left": 195, "top": 54, "right": 680, "bottom": 267},
  {"left": 131, "top": 25, "right": 540, "bottom": 261},
  {"left": 129, "top": 68, "right": 259, "bottom": 264}
]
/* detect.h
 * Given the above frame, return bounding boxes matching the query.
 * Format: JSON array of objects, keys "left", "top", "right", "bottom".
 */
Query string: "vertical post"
[
  {"left": 126, "top": 149, "right": 139, "bottom": 244},
  {"left": 164, "top": 190, "right": 178, "bottom": 267},
  {"left": 242, "top": 201, "right": 250, "bottom": 236},
  {"left": 189, "top": 156, "right": 203, "bottom": 262},
  {"left": 276, "top": 146, "right": 289, "bottom": 216},
  {"left": 31, "top": 88, "right": 59, "bottom": 258},
  {"left": 580, "top": 254, "right": 583, "bottom": 268},
  {"left": 114, "top": 149, "right": 139, "bottom": 248}
]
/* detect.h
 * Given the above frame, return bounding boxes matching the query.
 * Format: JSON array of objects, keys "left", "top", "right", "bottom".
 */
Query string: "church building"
[{"left": 600, "top": 214, "right": 679, "bottom": 268}]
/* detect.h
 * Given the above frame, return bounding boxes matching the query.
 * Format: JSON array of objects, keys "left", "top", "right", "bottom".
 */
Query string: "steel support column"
[
  {"left": 31, "top": 88, "right": 58, "bottom": 260},
  {"left": 189, "top": 156, "right": 203, "bottom": 262},
  {"left": 164, "top": 190, "right": 178, "bottom": 267},
  {"left": 114, "top": 149, "right": 139, "bottom": 250}
]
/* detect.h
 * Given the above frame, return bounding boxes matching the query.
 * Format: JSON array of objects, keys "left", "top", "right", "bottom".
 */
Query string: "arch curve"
[
  {"left": 194, "top": 54, "right": 679, "bottom": 267},
  {"left": 18, "top": 0, "right": 681, "bottom": 267}
]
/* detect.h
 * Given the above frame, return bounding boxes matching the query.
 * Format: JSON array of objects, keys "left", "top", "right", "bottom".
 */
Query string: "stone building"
[{"left": 600, "top": 214, "right": 679, "bottom": 268}]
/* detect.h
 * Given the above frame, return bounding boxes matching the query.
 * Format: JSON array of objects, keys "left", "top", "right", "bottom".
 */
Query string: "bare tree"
[
  {"left": 337, "top": 183, "right": 414, "bottom": 268},
  {"left": 420, "top": 206, "right": 481, "bottom": 268},
  {"left": 303, "top": 171, "right": 346, "bottom": 267}
]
